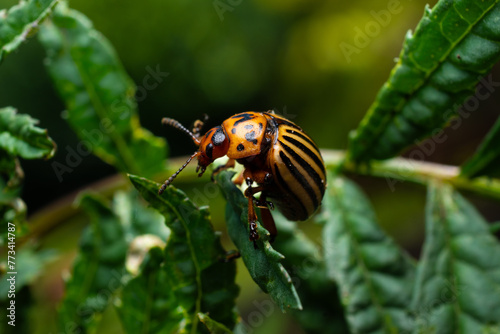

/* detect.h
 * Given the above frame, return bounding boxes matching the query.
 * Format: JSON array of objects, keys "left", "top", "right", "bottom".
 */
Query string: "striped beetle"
[{"left": 159, "top": 111, "right": 326, "bottom": 245}]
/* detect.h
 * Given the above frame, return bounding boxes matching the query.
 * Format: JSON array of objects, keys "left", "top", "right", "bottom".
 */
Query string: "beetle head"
[
  {"left": 196, "top": 126, "right": 229, "bottom": 171},
  {"left": 158, "top": 118, "right": 229, "bottom": 195}
]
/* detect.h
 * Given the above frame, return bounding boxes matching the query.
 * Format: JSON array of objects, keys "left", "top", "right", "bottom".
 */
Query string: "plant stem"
[
  {"left": 26, "top": 151, "right": 500, "bottom": 243},
  {"left": 323, "top": 149, "right": 500, "bottom": 200}
]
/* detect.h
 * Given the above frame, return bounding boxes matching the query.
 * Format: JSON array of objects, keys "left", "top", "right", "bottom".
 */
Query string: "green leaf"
[
  {"left": 0, "top": 107, "right": 56, "bottom": 245},
  {"left": 0, "top": 152, "right": 23, "bottom": 194},
  {"left": 0, "top": 197, "right": 26, "bottom": 247},
  {"left": 38, "top": 3, "right": 167, "bottom": 177},
  {"left": 271, "top": 211, "right": 348, "bottom": 334},
  {"left": 460, "top": 115, "right": 500, "bottom": 178},
  {"left": 117, "top": 247, "right": 184, "bottom": 334},
  {"left": 411, "top": 183, "right": 500, "bottom": 332},
  {"left": 348, "top": 0, "right": 500, "bottom": 163},
  {"left": 215, "top": 170, "right": 302, "bottom": 312},
  {"left": 58, "top": 193, "right": 129, "bottom": 333},
  {"left": 0, "top": 0, "right": 60, "bottom": 63},
  {"left": 320, "top": 173, "right": 415, "bottom": 333},
  {"left": 0, "top": 107, "right": 56, "bottom": 160},
  {"left": 0, "top": 151, "right": 23, "bottom": 204},
  {"left": 198, "top": 313, "right": 234, "bottom": 334},
  {"left": 58, "top": 189, "right": 168, "bottom": 333},
  {"left": 129, "top": 174, "right": 239, "bottom": 332},
  {"left": 490, "top": 221, "right": 500, "bottom": 233},
  {"left": 111, "top": 190, "right": 170, "bottom": 243},
  {"left": 0, "top": 244, "right": 55, "bottom": 299}
]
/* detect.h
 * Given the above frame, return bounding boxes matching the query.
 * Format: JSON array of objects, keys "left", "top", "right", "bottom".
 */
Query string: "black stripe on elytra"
[
  {"left": 264, "top": 112, "right": 301, "bottom": 130},
  {"left": 285, "top": 129, "right": 320, "bottom": 152},
  {"left": 231, "top": 113, "right": 255, "bottom": 126},
  {"left": 278, "top": 150, "right": 319, "bottom": 209},
  {"left": 273, "top": 163, "right": 308, "bottom": 217},
  {"left": 272, "top": 116, "right": 301, "bottom": 130},
  {"left": 282, "top": 135, "right": 325, "bottom": 176},
  {"left": 280, "top": 140, "right": 325, "bottom": 194}
]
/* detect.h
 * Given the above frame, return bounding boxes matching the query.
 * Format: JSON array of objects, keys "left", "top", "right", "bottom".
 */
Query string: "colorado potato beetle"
[{"left": 159, "top": 111, "right": 326, "bottom": 245}]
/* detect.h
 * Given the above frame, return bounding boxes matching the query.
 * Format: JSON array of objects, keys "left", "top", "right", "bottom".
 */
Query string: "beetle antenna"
[
  {"left": 159, "top": 151, "right": 199, "bottom": 194},
  {"left": 162, "top": 117, "right": 201, "bottom": 145}
]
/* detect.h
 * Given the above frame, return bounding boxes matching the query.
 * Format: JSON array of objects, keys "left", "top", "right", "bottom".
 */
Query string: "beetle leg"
[
  {"left": 211, "top": 158, "right": 236, "bottom": 181},
  {"left": 243, "top": 176, "right": 265, "bottom": 248},
  {"left": 219, "top": 250, "right": 241, "bottom": 263},
  {"left": 256, "top": 192, "right": 277, "bottom": 243},
  {"left": 245, "top": 187, "right": 263, "bottom": 248},
  {"left": 263, "top": 172, "right": 273, "bottom": 184},
  {"left": 259, "top": 208, "right": 277, "bottom": 243},
  {"left": 241, "top": 169, "right": 277, "bottom": 246},
  {"left": 255, "top": 199, "right": 274, "bottom": 210}
]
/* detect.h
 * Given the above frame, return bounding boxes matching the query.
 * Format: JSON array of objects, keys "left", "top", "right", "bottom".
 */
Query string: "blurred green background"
[{"left": 1, "top": 0, "right": 499, "bottom": 333}]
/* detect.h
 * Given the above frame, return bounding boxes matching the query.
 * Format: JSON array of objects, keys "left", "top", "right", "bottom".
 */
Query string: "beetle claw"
[
  {"left": 219, "top": 250, "right": 241, "bottom": 262},
  {"left": 197, "top": 166, "right": 206, "bottom": 177},
  {"left": 249, "top": 220, "right": 259, "bottom": 248}
]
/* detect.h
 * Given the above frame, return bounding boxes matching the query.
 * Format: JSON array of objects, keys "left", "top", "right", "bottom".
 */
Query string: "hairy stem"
[
  {"left": 26, "top": 151, "right": 500, "bottom": 243},
  {"left": 324, "top": 150, "right": 500, "bottom": 200}
]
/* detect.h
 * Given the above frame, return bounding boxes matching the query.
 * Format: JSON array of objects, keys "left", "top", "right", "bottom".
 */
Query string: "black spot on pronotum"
[
  {"left": 232, "top": 113, "right": 254, "bottom": 126},
  {"left": 237, "top": 144, "right": 245, "bottom": 151},
  {"left": 212, "top": 127, "right": 226, "bottom": 146},
  {"left": 206, "top": 143, "right": 214, "bottom": 160},
  {"left": 231, "top": 128, "right": 236, "bottom": 134},
  {"left": 245, "top": 131, "right": 258, "bottom": 144},
  {"left": 245, "top": 131, "right": 256, "bottom": 140},
  {"left": 244, "top": 124, "right": 254, "bottom": 130}
]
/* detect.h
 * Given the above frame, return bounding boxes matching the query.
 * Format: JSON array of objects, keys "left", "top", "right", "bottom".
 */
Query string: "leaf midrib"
[
  {"left": 158, "top": 193, "right": 203, "bottom": 334},
  {"left": 70, "top": 45, "right": 141, "bottom": 175},
  {"left": 359, "top": 0, "right": 500, "bottom": 155},
  {"left": 436, "top": 186, "right": 500, "bottom": 330},
  {"left": 71, "top": 209, "right": 104, "bottom": 329},
  {"left": 56, "top": 9, "right": 141, "bottom": 175},
  {"left": 141, "top": 267, "right": 157, "bottom": 334},
  {"left": 437, "top": 186, "right": 462, "bottom": 333},
  {"left": 331, "top": 181, "right": 398, "bottom": 333}
]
